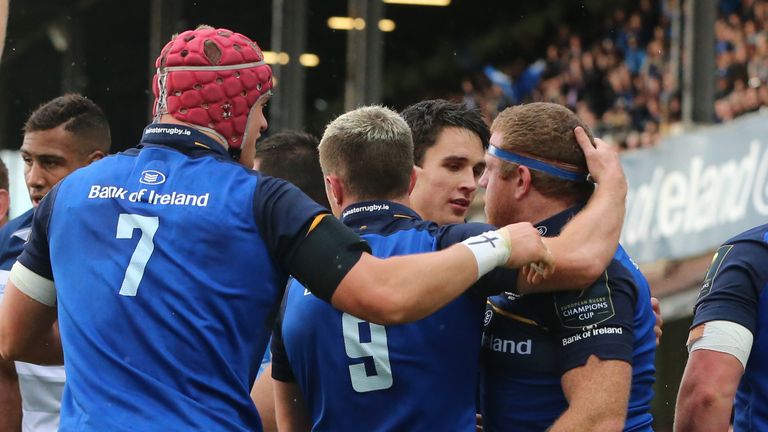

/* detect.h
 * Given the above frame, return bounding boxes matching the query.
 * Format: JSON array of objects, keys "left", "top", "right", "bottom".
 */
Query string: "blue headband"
[{"left": 487, "top": 145, "right": 590, "bottom": 183}]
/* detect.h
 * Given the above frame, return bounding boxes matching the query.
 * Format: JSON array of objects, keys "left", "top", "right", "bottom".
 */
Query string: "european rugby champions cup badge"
[
  {"left": 698, "top": 244, "right": 733, "bottom": 300},
  {"left": 555, "top": 279, "right": 616, "bottom": 329}
]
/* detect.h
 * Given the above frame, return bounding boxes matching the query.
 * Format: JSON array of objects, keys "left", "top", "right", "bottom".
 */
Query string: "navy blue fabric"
[
  {"left": 0, "top": 208, "right": 34, "bottom": 270},
  {"left": 691, "top": 224, "right": 768, "bottom": 432},
  {"left": 479, "top": 205, "right": 656, "bottom": 432}
]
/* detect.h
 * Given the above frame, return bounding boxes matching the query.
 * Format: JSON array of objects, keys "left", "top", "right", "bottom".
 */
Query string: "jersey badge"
[
  {"left": 555, "top": 275, "right": 615, "bottom": 329},
  {"left": 698, "top": 244, "right": 733, "bottom": 299}
]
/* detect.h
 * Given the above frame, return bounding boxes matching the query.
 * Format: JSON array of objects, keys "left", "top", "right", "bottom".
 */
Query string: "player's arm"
[
  {"left": 274, "top": 380, "right": 311, "bottom": 432},
  {"left": 270, "top": 313, "right": 311, "bottom": 432},
  {"left": 0, "top": 268, "right": 61, "bottom": 364},
  {"left": 0, "top": 188, "right": 62, "bottom": 364},
  {"left": 549, "top": 355, "right": 630, "bottom": 432},
  {"left": 0, "top": 358, "right": 21, "bottom": 432},
  {"left": 258, "top": 176, "right": 552, "bottom": 325},
  {"left": 312, "top": 218, "right": 551, "bottom": 325},
  {"left": 250, "top": 364, "right": 277, "bottom": 432},
  {"left": 517, "top": 128, "right": 627, "bottom": 293},
  {"left": 548, "top": 268, "right": 637, "bottom": 431},
  {"left": 674, "top": 241, "right": 765, "bottom": 432},
  {"left": 674, "top": 336, "right": 745, "bottom": 432}
]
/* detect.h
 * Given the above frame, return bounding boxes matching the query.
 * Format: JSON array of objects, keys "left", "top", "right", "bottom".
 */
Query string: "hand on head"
[{"left": 574, "top": 126, "right": 626, "bottom": 192}]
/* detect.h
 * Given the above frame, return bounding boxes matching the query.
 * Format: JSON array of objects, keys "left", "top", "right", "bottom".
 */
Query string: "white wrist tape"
[{"left": 461, "top": 230, "right": 511, "bottom": 279}]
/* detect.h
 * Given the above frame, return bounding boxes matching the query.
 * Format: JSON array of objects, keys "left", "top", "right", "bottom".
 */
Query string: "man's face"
[
  {"left": 410, "top": 126, "right": 485, "bottom": 225},
  {"left": 478, "top": 132, "right": 520, "bottom": 226},
  {"left": 21, "top": 125, "right": 92, "bottom": 207},
  {"left": 240, "top": 95, "right": 270, "bottom": 168}
]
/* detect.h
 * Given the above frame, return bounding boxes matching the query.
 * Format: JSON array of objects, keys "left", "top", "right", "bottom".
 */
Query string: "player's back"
[
  {"left": 46, "top": 135, "right": 284, "bottom": 431},
  {"left": 274, "top": 201, "right": 487, "bottom": 431}
]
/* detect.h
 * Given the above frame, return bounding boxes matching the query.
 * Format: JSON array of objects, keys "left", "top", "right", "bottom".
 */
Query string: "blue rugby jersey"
[
  {"left": 0, "top": 208, "right": 33, "bottom": 270},
  {"left": 691, "top": 224, "right": 768, "bottom": 432},
  {"left": 0, "top": 208, "right": 65, "bottom": 432},
  {"left": 16, "top": 124, "right": 327, "bottom": 431},
  {"left": 272, "top": 201, "right": 518, "bottom": 431},
  {"left": 479, "top": 206, "right": 656, "bottom": 432}
]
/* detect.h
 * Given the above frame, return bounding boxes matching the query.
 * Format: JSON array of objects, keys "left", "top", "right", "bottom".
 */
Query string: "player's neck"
[
  {"left": 518, "top": 193, "right": 573, "bottom": 225},
  {"left": 155, "top": 115, "right": 228, "bottom": 148},
  {"left": 344, "top": 194, "right": 411, "bottom": 211}
]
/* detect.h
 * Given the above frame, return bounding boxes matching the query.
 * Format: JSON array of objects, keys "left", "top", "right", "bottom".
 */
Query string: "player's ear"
[
  {"left": 514, "top": 165, "right": 533, "bottom": 200},
  {"left": 407, "top": 167, "right": 418, "bottom": 195},
  {"left": 325, "top": 175, "right": 344, "bottom": 208},
  {"left": 87, "top": 150, "right": 106, "bottom": 164}
]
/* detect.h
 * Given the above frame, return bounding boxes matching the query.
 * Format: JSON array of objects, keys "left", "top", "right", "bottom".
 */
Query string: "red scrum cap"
[{"left": 152, "top": 26, "right": 273, "bottom": 151}]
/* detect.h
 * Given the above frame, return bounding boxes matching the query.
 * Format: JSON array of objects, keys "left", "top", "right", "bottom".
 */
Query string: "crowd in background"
[{"left": 455, "top": 0, "right": 768, "bottom": 151}]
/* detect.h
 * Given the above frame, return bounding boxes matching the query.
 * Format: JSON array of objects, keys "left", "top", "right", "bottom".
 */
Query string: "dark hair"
[
  {"left": 492, "top": 102, "right": 594, "bottom": 203},
  {"left": 0, "top": 158, "right": 8, "bottom": 191},
  {"left": 256, "top": 131, "right": 328, "bottom": 208},
  {"left": 24, "top": 94, "right": 111, "bottom": 154},
  {"left": 400, "top": 99, "right": 490, "bottom": 166}
]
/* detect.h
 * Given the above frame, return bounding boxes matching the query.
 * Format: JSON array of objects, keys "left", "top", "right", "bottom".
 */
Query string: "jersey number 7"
[{"left": 115, "top": 213, "right": 159, "bottom": 296}]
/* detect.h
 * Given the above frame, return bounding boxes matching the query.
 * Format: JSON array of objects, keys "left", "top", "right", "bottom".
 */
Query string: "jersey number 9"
[{"left": 342, "top": 313, "right": 393, "bottom": 392}]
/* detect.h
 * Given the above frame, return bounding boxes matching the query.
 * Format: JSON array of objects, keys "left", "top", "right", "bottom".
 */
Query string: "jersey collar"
[
  {"left": 138, "top": 123, "right": 230, "bottom": 159},
  {"left": 533, "top": 203, "right": 586, "bottom": 238},
  {"left": 340, "top": 200, "right": 421, "bottom": 225}
]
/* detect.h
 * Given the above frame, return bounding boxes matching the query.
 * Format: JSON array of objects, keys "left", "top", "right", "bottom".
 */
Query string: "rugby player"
[
  {"left": 675, "top": 224, "right": 768, "bottom": 431},
  {"left": 251, "top": 130, "right": 327, "bottom": 432},
  {"left": 271, "top": 105, "right": 629, "bottom": 430},
  {"left": 478, "top": 102, "right": 656, "bottom": 431},
  {"left": 0, "top": 27, "right": 553, "bottom": 432},
  {"left": 0, "top": 94, "right": 109, "bottom": 432}
]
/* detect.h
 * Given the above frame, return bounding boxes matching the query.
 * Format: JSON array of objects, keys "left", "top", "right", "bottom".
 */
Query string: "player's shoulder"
[
  {"left": 435, "top": 221, "right": 496, "bottom": 248},
  {"left": 707, "top": 224, "right": 768, "bottom": 273},
  {"left": 608, "top": 245, "right": 646, "bottom": 282},
  {"left": 0, "top": 208, "right": 34, "bottom": 239},
  {"left": 723, "top": 224, "right": 768, "bottom": 249}
]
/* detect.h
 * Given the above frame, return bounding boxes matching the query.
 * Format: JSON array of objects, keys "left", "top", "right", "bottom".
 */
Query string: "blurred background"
[{"left": 2, "top": 1, "right": 766, "bottom": 430}]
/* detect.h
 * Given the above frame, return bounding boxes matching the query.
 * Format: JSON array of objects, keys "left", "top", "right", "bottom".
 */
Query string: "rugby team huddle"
[{"left": 0, "top": 25, "right": 765, "bottom": 432}]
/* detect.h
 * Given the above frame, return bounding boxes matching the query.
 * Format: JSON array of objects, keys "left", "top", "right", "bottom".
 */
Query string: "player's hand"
[
  {"left": 496, "top": 222, "right": 554, "bottom": 278},
  {"left": 652, "top": 297, "right": 663, "bottom": 346},
  {"left": 574, "top": 127, "right": 627, "bottom": 193}
]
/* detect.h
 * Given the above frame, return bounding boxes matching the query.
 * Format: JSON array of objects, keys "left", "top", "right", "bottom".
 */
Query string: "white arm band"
[
  {"left": 688, "top": 320, "right": 753, "bottom": 370},
  {"left": 460, "top": 230, "right": 511, "bottom": 280},
  {"left": 9, "top": 261, "right": 56, "bottom": 307}
]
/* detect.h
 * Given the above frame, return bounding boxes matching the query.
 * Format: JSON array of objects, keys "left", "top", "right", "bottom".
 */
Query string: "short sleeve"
[
  {"left": 252, "top": 175, "right": 328, "bottom": 274},
  {"left": 691, "top": 240, "right": 768, "bottom": 334},
  {"left": 17, "top": 185, "right": 59, "bottom": 280},
  {"left": 271, "top": 280, "right": 297, "bottom": 382},
  {"left": 551, "top": 266, "right": 636, "bottom": 373}
]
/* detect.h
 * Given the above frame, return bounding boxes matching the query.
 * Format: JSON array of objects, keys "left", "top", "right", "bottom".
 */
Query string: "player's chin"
[{"left": 443, "top": 208, "right": 468, "bottom": 224}]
